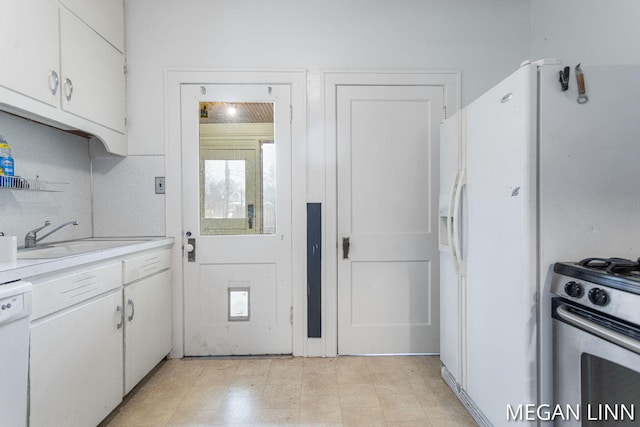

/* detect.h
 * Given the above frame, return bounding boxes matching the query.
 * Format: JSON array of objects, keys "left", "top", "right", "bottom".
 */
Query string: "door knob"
[{"left": 342, "top": 237, "right": 350, "bottom": 260}]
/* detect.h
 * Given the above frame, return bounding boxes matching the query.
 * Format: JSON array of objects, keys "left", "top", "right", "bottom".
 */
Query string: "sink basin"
[{"left": 17, "top": 239, "right": 148, "bottom": 259}]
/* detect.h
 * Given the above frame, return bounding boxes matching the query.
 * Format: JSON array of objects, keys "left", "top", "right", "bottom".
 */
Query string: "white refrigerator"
[{"left": 439, "top": 60, "right": 640, "bottom": 426}]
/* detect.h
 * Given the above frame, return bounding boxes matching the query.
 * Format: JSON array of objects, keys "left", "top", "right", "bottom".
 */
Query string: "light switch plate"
[{"left": 155, "top": 177, "right": 165, "bottom": 194}]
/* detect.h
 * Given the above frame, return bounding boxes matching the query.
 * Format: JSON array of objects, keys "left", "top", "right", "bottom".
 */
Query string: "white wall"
[
  {"left": 92, "top": 0, "right": 533, "bottom": 239},
  {"left": 124, "top": 0, "right": 531, "bottom": 156},
  {"left": 530, "top": 0, "right": 640, "bottom": 66},
  {"left": 0, "top": 112, "right": 92, "bottom": 245}
]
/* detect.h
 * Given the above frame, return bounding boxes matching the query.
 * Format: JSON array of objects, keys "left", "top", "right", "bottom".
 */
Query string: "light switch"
[{"left": 155, "top": 177, "right": 165, "bottom": 194}]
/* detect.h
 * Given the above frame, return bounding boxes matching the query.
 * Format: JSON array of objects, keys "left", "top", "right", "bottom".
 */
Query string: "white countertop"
[{"left": 0, "top": 237, "right": 175, "bottom": 284}]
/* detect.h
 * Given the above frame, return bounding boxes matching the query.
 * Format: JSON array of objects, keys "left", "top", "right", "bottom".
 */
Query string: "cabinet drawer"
[
  {"left": 31, "top": 262, "right": 121, "bottom": 320},
  {"left": 123, "top": 249, "right": 171, "bottom": 284}
]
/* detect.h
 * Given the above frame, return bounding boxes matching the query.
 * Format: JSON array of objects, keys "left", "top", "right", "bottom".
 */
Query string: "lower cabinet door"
[
  {"left": 29, "top": 290, "right": 123, "bottom": 427},
  {"left": 124, "top": 269, "right": 172, "bottom": 394}
]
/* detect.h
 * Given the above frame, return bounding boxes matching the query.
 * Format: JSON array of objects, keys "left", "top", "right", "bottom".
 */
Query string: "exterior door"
[
  {"left": 182, "top": 84, "right": 292, "bottom": 356},
  {"left": 337, "top": 85, "right": 443, "bottom": 354}
]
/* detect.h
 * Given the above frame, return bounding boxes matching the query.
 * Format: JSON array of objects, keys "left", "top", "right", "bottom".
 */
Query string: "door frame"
[
  {"left": 324, "top": 70, "right": 460, "bottom": 357},
  {"left": 165, "top": 69, "right": 307, "bottom": 358}
]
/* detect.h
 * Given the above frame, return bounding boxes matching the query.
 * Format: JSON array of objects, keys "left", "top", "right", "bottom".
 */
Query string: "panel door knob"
[{"left": 342, "top": 237, "right": 350, "bottom": 259}]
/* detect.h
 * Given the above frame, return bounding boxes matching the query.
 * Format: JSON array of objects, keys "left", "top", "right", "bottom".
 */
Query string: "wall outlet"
[{"left": 155, "top": 177, "right": 165, "bottom": 194}]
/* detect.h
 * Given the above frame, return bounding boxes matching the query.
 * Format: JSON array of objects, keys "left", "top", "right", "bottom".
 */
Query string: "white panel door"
[
  {"left": 337, "top": 85, "right": 443, "bottom": 354},
  {"left": 182, "top": 84, "right": 292, "bottom": 356}
]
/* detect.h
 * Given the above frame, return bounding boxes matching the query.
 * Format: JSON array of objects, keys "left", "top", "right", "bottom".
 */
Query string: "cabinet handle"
[
  {"left": 116, "top": 305, "right": 124, "bottom": 329},
  {"left": 64, "top": 77, "right": 74, "bottom": 101},
  {"left": 127, "top": 298, "right": 135, "bottom": 321},
  {"left": 49, "top": 70, "right": 59, "bottom": 95}
]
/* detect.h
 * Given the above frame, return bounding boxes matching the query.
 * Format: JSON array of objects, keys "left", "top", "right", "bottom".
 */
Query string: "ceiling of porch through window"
[{"left": 199, "top": 102, "right": 274, "bottom": 124}]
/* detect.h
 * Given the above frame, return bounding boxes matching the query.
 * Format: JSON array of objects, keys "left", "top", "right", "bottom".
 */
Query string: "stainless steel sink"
[{"left": 17, "top": 239, "right": 148, "bottom": 259}]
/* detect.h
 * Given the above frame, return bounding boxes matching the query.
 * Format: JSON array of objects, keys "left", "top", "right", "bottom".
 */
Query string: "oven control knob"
[
  {"left": 588, "top": 288, "right": 609, "bottom": 306},
  {"left": 564, "top": 281, "right": 584, "bottom": 298}
]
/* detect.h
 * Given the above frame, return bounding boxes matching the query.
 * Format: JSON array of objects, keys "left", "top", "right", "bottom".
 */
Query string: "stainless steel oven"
[{"left": 552, "top": 258, "right": 640, "bottom": 427}]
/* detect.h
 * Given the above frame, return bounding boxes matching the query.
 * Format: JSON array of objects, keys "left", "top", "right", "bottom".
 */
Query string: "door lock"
[{"left": 186, "top": 232, "right": 196, "bottom": 262}]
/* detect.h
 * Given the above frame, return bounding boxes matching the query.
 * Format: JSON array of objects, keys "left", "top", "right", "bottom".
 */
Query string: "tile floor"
[{"left": 101, "top": 355, "right": 477, "bottom": 427}]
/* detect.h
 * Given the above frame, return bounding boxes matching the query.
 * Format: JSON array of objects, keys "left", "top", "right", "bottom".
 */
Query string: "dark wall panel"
[{"left": 307, "top": 203, "right": 322, "bottom": 338}]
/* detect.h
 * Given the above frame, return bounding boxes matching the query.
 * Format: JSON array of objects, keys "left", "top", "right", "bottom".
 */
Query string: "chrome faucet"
[{"left": 25, "top": 220, "right": 79, "bottom": 248}]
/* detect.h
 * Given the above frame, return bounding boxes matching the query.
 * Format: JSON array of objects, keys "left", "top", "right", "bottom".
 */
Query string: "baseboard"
[{"left": 441, "top": 363, "right": 492, "bottom": 427}]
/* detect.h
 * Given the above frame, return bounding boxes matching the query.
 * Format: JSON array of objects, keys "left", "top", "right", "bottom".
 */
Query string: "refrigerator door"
[
  {"left": 464, "top": 64, "right": 538, "bottom": 425},
  {"left": 439, "top": 111, "right": 461, "bottom": 384}
]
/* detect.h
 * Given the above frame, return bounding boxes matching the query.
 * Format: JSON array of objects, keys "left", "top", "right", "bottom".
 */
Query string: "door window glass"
[
  {"left": 204, "top": 160, "right": 246, "bottom": 219},
  {"left": 261, "top": 141, "right": 276, "bottom": 234},
  {"left": 199, "top": 102, "right": 275, "bottom": 235}
]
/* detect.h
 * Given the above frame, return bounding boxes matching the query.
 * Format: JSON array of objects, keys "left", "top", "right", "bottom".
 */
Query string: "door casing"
[
  {"left": 324, "top": 71, "right": 460, "bottom": 357},
  {"left": 165, "top": 70, "right": 307, "bottom": 358},
  {"left": 165, "top": 69, "right": 458, "bottom": 358}
]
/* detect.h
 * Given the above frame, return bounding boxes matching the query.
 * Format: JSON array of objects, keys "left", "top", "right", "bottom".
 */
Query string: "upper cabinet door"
[
  {"left": 60, "top": 10, "right": 126, "bottom": 133},
  {"left": 0, "top": 0, "right": 60, "bottom": 107},
  {"left": 59, "top": 0, "right": 124, "bottom": 52}
]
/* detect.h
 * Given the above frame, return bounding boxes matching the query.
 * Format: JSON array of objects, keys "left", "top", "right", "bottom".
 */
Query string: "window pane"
[
  {"left": 199, "top": 101, "right": 276, "bottom": 235},
  {"left": 262, "top": 142, "right": 276, "bottom": 234},
  {"left": 203, "top": 160, "right": 246, "bottom": 219}
]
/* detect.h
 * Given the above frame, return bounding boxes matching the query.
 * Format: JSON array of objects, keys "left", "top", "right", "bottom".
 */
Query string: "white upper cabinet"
[
  {"left": 0, "top": 0, "right": 126, "bottom": 154},
  {"left": 59, "top": 0, "right": 124, "bottom": 52},
  {"left": 0, "top": 0, "right": 60, "bottom": 107},
  {"left": 60, "top": 10, "right": 126, "bottom": 133}
]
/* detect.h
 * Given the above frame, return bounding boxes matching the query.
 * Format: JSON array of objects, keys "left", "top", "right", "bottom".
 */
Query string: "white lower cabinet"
[
  {"left": 124, "top": 268, "right": 172, "bottom": 393},
  {"left": 29, "top": 289, "right": 123, "bottom": 427},
  {"left": 28, "top": 247, "right": 173, "bottom": 426}
]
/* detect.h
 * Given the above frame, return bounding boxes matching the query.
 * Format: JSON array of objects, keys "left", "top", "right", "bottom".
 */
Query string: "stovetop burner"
[{"left": 577, "top": 257, "right": 640, "bottom": 274}]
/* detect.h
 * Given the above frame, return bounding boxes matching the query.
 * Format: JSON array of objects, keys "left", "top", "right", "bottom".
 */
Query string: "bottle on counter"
[
  {"left": 0, "top": 136, "right": 14, "bottom": 176},
  {"left": 0, "top": 136, "right": 14, "bottom": 187}
]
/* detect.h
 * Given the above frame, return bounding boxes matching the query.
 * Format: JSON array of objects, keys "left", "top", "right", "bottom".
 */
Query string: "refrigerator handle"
[
  {"left": 452, "top": 169, "right": 466, "bottom": 274},
  {"left": 447, "top": 170, "right": 459, "bottom": 272}
]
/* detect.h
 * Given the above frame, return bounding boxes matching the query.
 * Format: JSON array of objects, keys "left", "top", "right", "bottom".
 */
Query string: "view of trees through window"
[{"left": 199, "top": 102, "right": 276, "bottom": 235}]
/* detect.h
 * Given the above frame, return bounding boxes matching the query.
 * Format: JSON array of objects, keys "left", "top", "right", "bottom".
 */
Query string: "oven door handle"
[{"left": 557, "top": 304, "right": 640, "bottom": 355}]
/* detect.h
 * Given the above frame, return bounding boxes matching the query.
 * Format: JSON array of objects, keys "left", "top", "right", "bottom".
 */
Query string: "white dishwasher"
[{"left": 0, "top": 280, "right": 32, "bottom": 427}]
